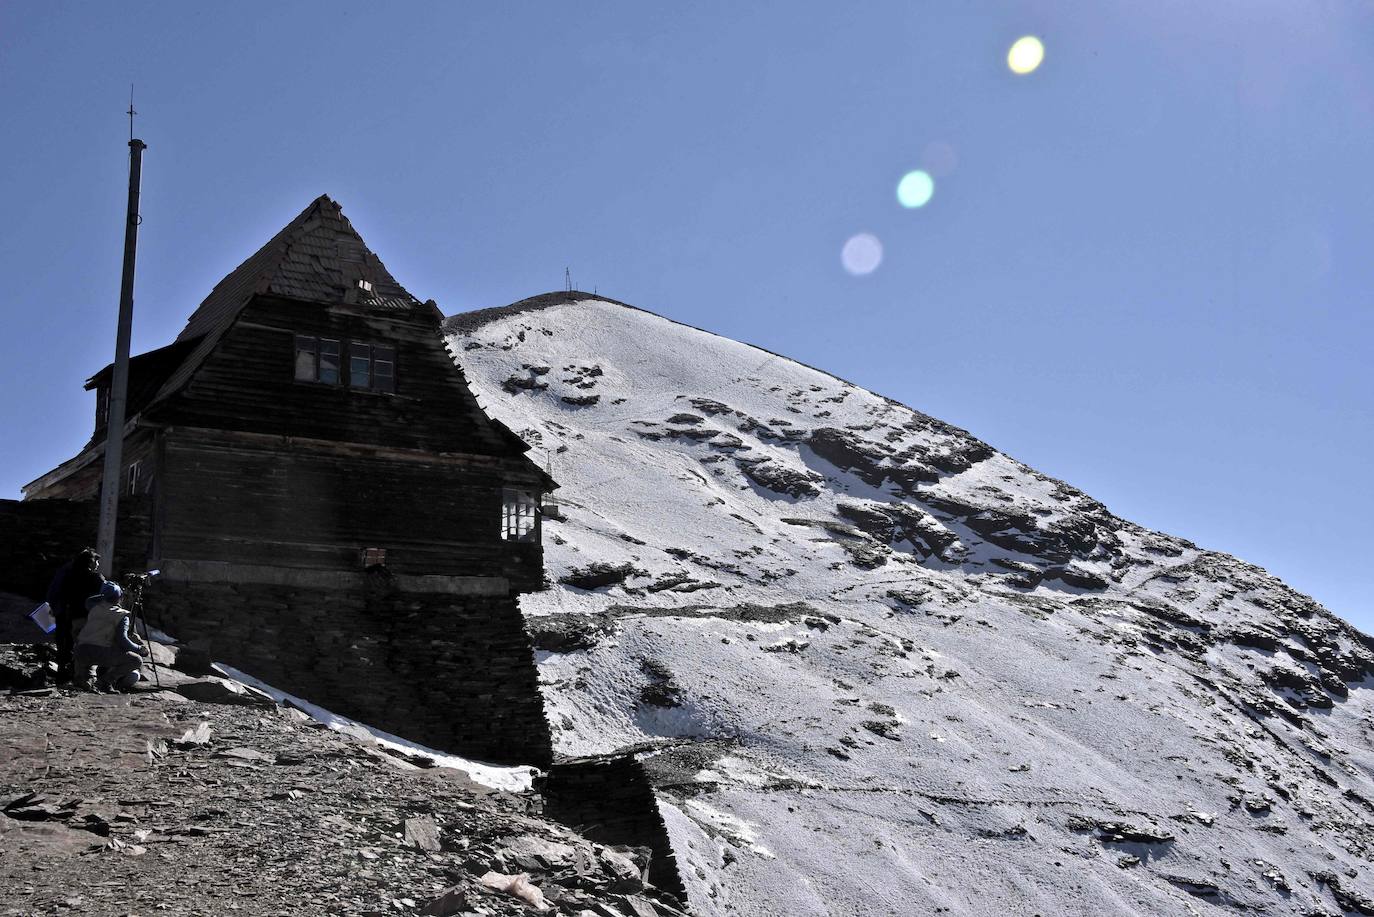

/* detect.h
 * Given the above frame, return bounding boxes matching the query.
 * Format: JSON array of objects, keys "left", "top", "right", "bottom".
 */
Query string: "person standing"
[{"left": 45, "top": 548, "right": 105, "bottom": 681}]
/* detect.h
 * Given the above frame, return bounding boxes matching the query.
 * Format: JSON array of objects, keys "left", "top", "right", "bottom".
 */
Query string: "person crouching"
[{"left": 73, "top": 583, "right": 147, "bottom": 692}]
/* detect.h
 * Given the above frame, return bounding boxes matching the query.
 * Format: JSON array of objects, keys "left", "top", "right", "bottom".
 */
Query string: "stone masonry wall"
[
  {"left": 0, "top": 498, "right": 151, "bottom": 600},
  {"left": 540, "top": 755, "right": 688, "bottom": 902},
  {"left": 145, "top": 573, "right": 555, "bottom": 767}
]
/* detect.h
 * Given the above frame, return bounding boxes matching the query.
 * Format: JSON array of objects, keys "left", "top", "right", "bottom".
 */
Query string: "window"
[
  {"left": 295, "top": 335, "right": 340, "bottom": 384},
  {"left": 95, "top": 386, "right": 109, "bottom": 430},
  {"left": 349, "top": 341, "right": 396, "bottom": 393},
  {"left": 502, "top": 488, "right": 538, "bottom": 542},
  {"left": 125, "top": 461, "right": 142, "bottom": 496}
]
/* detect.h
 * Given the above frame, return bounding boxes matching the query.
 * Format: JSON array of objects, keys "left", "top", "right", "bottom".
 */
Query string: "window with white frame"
[{"left": 501, "top": 488, "right": 538, "bottom": 542}]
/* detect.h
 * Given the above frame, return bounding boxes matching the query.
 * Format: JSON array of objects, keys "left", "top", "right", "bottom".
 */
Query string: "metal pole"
[{"left": 96, "top": 137, "right": 146, "bottom": 577}]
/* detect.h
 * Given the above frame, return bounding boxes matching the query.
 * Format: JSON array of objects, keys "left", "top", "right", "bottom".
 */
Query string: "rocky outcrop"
[
  {"left": 736, "top": 458, "right": 822, "bottom": 498},
  {"left": 560, "top": 562, "right": 646, "bottom": 591}
]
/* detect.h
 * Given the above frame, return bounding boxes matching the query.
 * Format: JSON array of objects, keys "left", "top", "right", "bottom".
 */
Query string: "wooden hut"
[{"left": 19, "top": 196, "right": 556, "bottom": 763}]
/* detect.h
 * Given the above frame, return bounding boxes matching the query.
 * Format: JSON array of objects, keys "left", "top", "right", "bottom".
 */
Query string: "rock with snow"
[{"left": 446, "top": 296, "right": 1374, "bottom": 917}]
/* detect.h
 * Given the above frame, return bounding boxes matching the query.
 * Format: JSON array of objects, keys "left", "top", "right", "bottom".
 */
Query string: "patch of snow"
[{"left": 214, "top": 663, "right": 537, "bottom": 792}]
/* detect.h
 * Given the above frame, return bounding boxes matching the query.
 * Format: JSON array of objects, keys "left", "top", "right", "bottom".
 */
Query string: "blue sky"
[{"left": 1, "top": 2, "right": 1370, "bottom": 630}]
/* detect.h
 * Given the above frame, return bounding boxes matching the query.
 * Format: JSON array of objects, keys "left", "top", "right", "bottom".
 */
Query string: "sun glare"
[
  {"left": 896, "top": 170, "right": 935, "bottom": 209},
  {"left": 1008, "top": 36, "right": 1044, "bottom": 75}
]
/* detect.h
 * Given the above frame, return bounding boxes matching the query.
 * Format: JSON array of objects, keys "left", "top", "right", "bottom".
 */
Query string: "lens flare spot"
[
  {"left": 841, "top": 233, "right": 883, "bottom": 276},
  {"left": 1008, "top": 36, "right": 1044, "bottom": 75},
  {"left": 896, "top": 170, "right": 935, "bottom": 209},
  {"left": 922, "top": 141, "right": 958, "bottom": 178},
  {"left": 1005, "top": 36, "right": 1044, "bottom": 75}
]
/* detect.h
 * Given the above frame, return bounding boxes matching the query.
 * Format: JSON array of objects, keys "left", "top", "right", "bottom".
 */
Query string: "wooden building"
[{"left": 21, "top": 196, "right": 557, "bottom": 763}]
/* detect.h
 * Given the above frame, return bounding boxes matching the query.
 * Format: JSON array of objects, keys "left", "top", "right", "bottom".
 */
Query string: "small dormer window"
[{"left": 295, "top": 335, "right": 341, "bottom": 384}]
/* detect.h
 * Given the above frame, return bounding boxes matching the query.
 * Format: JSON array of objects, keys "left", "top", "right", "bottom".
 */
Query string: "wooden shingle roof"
[{"left": 154, "top": 195, "right": 425, "bottom": 405}]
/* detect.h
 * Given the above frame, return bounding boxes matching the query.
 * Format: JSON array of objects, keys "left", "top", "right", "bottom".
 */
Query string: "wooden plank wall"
[
  {"left": 154, "top": 297, "right": 521, "bottom": 458},
  {"left": 159, "top": 428, "right": 543, "bottom": 590},
  {"left": 24, "top": 431, "right": 159, "bottom": 502}
]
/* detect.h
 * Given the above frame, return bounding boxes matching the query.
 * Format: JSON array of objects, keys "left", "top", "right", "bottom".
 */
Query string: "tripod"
[{"left": 120, "top": 571, "right": 162, "bottom": 689}]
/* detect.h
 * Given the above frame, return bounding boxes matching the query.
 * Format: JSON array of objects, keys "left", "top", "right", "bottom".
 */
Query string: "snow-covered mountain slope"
[{"left": 444, "top": 294, "right": 1374, "bottom": 917}]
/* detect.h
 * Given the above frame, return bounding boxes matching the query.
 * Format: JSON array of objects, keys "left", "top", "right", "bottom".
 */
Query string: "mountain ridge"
[{"left": 445, "top": 295, "right": 1374, "bottom": 916}]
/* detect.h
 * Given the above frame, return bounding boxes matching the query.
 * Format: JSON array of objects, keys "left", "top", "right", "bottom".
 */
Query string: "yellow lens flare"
[{"left": 1008, "top": 36, "right": 1044, "bottom": 75}]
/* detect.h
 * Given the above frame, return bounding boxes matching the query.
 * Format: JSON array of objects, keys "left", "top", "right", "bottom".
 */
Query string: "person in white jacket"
[{"left": 72, "top": 583, "right": 147, "bottom": 692}]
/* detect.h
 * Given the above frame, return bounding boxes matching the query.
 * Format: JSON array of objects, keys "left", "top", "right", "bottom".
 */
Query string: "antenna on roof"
[
  {"left": 96, "top": 94, "right": 148, "bottom": 576},
  {"left": 542, "top": 450, "right": 561, "bottom": 519}
]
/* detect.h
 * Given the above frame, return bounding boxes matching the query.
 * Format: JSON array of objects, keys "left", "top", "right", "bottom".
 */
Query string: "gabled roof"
[
  {"left": 152, "top": 195, "right": 429, "bottom": 406},
  {"left": 84, "top": 335, "right": 205, "bottom": 444}
]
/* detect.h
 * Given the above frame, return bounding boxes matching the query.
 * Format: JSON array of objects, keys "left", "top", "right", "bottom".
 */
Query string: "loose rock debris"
[{"left": 0, "top": 644, "right": 688, "bottom": 917}]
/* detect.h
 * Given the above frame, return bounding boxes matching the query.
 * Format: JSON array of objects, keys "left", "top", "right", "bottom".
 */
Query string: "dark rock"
[
  {"left": 809, "top": 428, "right": 938, "bottom": 490},
  {"left": 1163, "top": 876, "right": 1228, "bottom": 903},
  {"left": 991, "top": 558, "right": 1045, "bottom": 587},
  {"left": 561, "top": 394, "right": 601, "bottom": 407},
  {"left": 1047, "top": 565, "right": 1110, "bottom": 591},
  {"left": 666, "top": 414, "right": 704, "bottom": 425},
  {"left": 1092, "top": 821, "right": 1175, "bottom": 844},
  {"left": 172, "top": 644, "right": 216, "bottom": 677},
  {"left": 1314, "top": 870, "right": 1374, "bottom": 915},
  {"left": 4, "top": 803, "right": 63, "bottom": 822},
  {"left": 560, "top": 563, "right": 646, "bottom": 591},
  {"left": 529, "top": 619, "right": 609, "bottom": 652},
  {"left": 1224, "top": 626, "right": 1282, "bottom": 652},
  {"left": 688, "top": 398, "right": 733, "bottom": 416},
  {"left": 502, "top": 374, "right": 550, "bottom": 394},
  {"left": 835, "top": 503, "right": 897, "bottom": 541},
  {"left": 421, "top": 885, "right": 468, "bottom": 916},
  {"left": 737, "top": 460, "right": 822, "bottom": 498},
  {"left": 861, "top": 720, "right": 901, "bottom": 741},
  {"left": 1131, "top": 599, "right": 1211, "bottom": 632},
  {"left": 175, "top": 677, "right": 276, "bottom": 708},
  {"left": 639, "top": 659, "right": 682, "bottom": 709},
  {"left": 840, "top": 540, "right": 889, "bottom": 569}
]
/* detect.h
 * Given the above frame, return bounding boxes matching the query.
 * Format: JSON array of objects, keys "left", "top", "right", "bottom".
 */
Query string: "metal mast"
[{"left": 95, "top": 96, "right": 146, "bottom": 576}]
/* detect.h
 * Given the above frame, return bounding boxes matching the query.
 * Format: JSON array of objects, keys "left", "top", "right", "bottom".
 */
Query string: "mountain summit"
[{"left": 445, "top": 294, "right": 1374, "bottom": 916}]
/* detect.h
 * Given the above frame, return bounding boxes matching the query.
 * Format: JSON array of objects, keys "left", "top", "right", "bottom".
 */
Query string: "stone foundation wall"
[
  {"left": 540, "top": 755, "right": 688, "bottom": 902},
  {"left": 145, "top": 570, "right": 554, "bottom": 767},
  {"left": 0, "top": 498, "right": 151, "bottom": 600}
]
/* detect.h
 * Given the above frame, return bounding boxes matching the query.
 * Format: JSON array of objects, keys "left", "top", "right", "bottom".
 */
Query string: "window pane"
[
  {"left": 501, "top": 489, "right": 537, "bottom": 542},
  {"left": 349, "top": 342, "right": 370, "bottom": 389},
  {"left": 319, "top": 339, "right": 340, "bottom": 385},
  {"left": 295, "top": 336, "right": 317, "bottom": 381},
  {"left": 373, "top": 345, "right": 395, "bottom": 392}
]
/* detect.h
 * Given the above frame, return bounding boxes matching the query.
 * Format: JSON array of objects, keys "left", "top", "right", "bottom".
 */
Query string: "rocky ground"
[{"left": 0, "top": 644, "right": 688, "bottom": 917}]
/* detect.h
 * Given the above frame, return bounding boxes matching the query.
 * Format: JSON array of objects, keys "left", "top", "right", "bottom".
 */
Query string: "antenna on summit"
[{"left": 565, "top": 266, "right": 572, "bottom": 295}]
